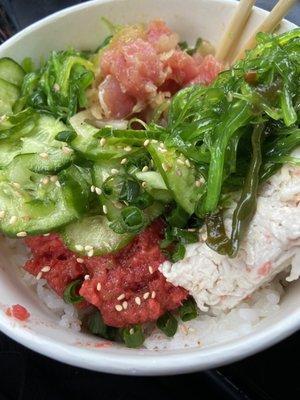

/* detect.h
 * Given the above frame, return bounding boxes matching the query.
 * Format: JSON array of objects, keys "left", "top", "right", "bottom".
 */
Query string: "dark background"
[{"left": 0, "top": 1, "right": 300, "bottom": 399}]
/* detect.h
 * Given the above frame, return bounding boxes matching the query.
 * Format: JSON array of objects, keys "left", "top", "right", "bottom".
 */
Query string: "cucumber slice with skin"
[
  {"left": 0, "top": 78, "right": 20, "bottom": 116},
  {"left": 61, "top": 202, "right": 165, "bottom": 256},
  {"left": 147, "top": 142, "right": 200, "bottom": 214},
  {"left": 0, "top": 155, "right": 88, "bottom": 236},
  {"left": 62, "top": 215, "right": 134, "bottom": 256},
  {"left": 0, "top": 112, "right": 74, "bottom": 171},
  {"left": 0, "top": 58, "right": 25, "bottom": 87},
  {"left": 70, "top": 110, "right": 141, "bottom": 161}
]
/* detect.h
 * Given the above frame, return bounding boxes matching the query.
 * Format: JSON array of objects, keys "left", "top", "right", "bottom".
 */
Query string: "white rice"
[
  {"left": 22, "top": 272, "right": 82, "bottom": 331},
  {"left": 144, "top": 279, "right": 283, "bottom": 350}
]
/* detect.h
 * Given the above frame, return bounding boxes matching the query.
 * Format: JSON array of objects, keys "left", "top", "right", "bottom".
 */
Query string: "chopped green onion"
[
  {"left": 55, "top": 130, "right": 77, "bottom": 142},
  {"left": 110, "top": 206, "right": 146, "bottom": 234},
  {"left": 170, "top": 242, "right": 186, "bottom": 262},
  {"left": 157, "top": 312, "right": 178, "bottom": 337},
  {"left": 119, "top": 178, "right": 141, "bottom": 203},
  {"left": 179, "top": 297, "right": 198, "bottom": 321},
  {"left": 87, "top": 310, "right": 118, "bottom": 340},
  {"left": 132, "top": 191, "right": 154, "bottom": 209},
  {"left": 121, "top": 325, "right": 145, "bottom": 348},
  {"left": 63, "top": 279, "right": 84, "bottom": 304}
]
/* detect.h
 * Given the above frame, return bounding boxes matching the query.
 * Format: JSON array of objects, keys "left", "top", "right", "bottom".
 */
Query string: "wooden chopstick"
[
  {"left": 215, "top": 0, "right": 256, "bottom": 63},
  {"left": 234, "top": 0, "right": 297, "bottom": 62}
]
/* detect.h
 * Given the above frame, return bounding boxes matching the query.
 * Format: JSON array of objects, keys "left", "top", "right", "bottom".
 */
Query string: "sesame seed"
[
  {"left": 103, "top": 205, "right": 108, "bottom": 214},
  {"left": 142, "top": 165, "right": 149, "bottom": 172},
  {"left": 111, "top": 168, "right": 118, "bottom": 175},
  {"left": 9, "top": 216, "right": 17, "bottom": 225},
  {"left": 158, "top": 148, "right": 167, "bottom": 153},
  {"left": 76, "top": 258, "right": 84, "bottom": 264},
  {"left": 96, "top": 282, "right": 102, "bottom": 291},
  {"left": 135, "top": 297, "right": 141, "bottom": 305},
  {"left": 177, "top": 159, "right": 185, "bottom": 165},
  {"left": 227, "top": 92, "right": 233, "bottom": 102},
  {"left": 120, "top": 158, "right": 127, "bottom": 165},
  {"left": 55, "top": 180, "right": 61, "bottom": 187},
  {"left": 195, "top": 180, "right": 202, "bottom": 187},
  {"left": 143, "top": 139, "right": 150, "bottom": 147},
  {"left": 62, "top": 146, "right": 73, "bottom": 154},
  {"left": 151, "top": 291, "right": 156, "bottom": 299},
  {"left": 53, "top": 83, "right": 60, "bottom": 92},
  {"left": 41, "top": 266, "right": 50, "bottom": 272},
  {"left": 142, "top": 181, "right": 147, "bottom": 188},
  {"left": 117, "top": 293, "right": 125, "bottom": 301},
  {"left": 50, "top": 175, "right": 58, "bottom": 183},
  {"left": 0, "top": 210, "right": 5, "bottom": 219},
  {"left": 115, "top": 304, "right": 123, "bottom": 312},
  {"left": 36, "top": 271, "right": 43, "bottom": 280},
  {"left": 122, "top": 301, "right": 128, "bottom": 310},
  {"left": 40, "top": 152, "right": 48, "bottom": 159},
  {"left": 129, "top": 328, "right": 134, "bottom": 335},
  {"left": 99, "top": 138, "right": 106, "bottom": 146},
  {"left": 143, "top": 292, "right": 150, "bottom": 300},
  {"left": 75, "top": 244, "right": 83, "bottom": 251},
  {"left": 42, "top": 177, "right": 49, "bottom": 185},
  {"left": 176, "top": 170, "right": 182, "bottom": 177},
  {"left": 84, "top": 274, "right": 90, "bottom": 280},
  {"left": 187, "top": 228, "right": 196, "bottom": 232},
  {"left": 185, "top": 159, "right": 191, "bottom": 167},
  {"left": 149, "top": 266, "right": 154, "bottom": 274},
  {"left": 17, "top": 231, "right": 27, "bottom": 237},
  {"left": 87, "top": 249, "right": 94, "bottom": 257},
  {"left": 95, "top": 187, "right": 102, "bottom": 195},
  {"left": 12, "top": 182, "right": 21, "bottom": 189},
  {"left": 151, "top": 139, "right": 158, "bottom": 144},
  {"left": 43, "top": 233, "right": 50, "bottom": 237},
  {"left": 162, "top": 163, "right": 168, "bottom": 172},
  {"left": 159, "top": 142, "right": 165, "bottom": 148},
  {"left": 124, "top": 146, "right": 132, "bottom": 152},
  {"left": 90, "top": 185, "right": 95, "bottom": 193},
  {"left": 84, "top": 245, "right": 93, "bottom": 251}
]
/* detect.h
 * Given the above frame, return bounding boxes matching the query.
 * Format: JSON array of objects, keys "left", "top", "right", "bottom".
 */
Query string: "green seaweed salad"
[{"left": 0, "top": 28, "right": 300, "bottom": 262}]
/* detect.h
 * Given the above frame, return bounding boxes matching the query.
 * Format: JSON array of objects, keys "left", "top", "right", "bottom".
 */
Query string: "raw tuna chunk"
[
  {"left": 95, "top": 20, "right": 223, "bottom": 118},
  {"left": 24, "top": 234, "right": 87, "bottom": 296},
  {"left": 80, "top": 219, "right": 188, "bottom": 327}
]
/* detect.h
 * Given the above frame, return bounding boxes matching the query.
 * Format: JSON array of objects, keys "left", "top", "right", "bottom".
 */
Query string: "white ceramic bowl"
[{"left": 0, "top": 0, "right": 299, "bottom": 376}]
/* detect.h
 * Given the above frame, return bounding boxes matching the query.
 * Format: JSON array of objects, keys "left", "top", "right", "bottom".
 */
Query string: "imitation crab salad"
[{"left": 0, "top": 19, "right": 300, "bottom": 349}]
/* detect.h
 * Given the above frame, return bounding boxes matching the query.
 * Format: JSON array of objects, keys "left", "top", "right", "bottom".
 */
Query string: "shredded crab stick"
[{"left": 161, "top": 158, "right": 300, "bottom": 313}]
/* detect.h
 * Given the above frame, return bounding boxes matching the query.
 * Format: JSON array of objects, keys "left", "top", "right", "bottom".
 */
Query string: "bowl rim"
[{"left": 0, "top": 0, "right": 299, "bottom": 376}]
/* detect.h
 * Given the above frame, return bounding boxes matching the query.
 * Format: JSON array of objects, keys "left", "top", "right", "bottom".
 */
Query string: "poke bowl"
[{"left": 0, "top": 0, "right": 299, "bottom": 375}]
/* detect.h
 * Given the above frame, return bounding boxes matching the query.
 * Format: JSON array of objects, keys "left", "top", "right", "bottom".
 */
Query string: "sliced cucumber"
[
  {"left": 62, "top": 214, "right": 134, "bottom": 256},
  {"left": 62, "top": 201, "right": 164, "bottom": 256},
  {"left": 70, "top": 110, "right": 140, "bottom": 160},
  {"left": 0, "top": 112, "right": 74, "bottom": 171},
  {"left": 135, "top": 171, "right": 172, "bottom": 202},
  {"left": 0, "top": 58, "right": 25, "bottom": 87},
  {"left": 0, "top": 78, "right": 20, "bottom": 116},
  {"left": 147, "top": 143, "right": 200, "bottom": 214},
  {"left": 0, "top": 155, "right": 87, "bottom": 236}
]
